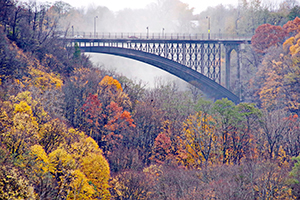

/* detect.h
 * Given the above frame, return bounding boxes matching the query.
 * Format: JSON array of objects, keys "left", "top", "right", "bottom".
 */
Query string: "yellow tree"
[
  {"left": 23, "top": 65, "right": 64, "bottom": 120},
  {"left": 69, "top": 136, "right": 110, "bottom": 199},
  {"left": 39, "top": 118, "right": 68, "bottom": 154},
  {"left": 0, "top": 91, "right": 40, "bottom": 157},
  {"left": 44, "top": 131, "right": 111, "bottom": 199},
  {"left": 0, "top": 89, "right": 111, "bottom": 199},
  {"left": 253, "top": 161, "right": 294, "bottom": 199},
  {"left": 178, "top": 111, "right": 218, "bottom": 168},
  {"left": 97, "top": 75, "right": 132, "bottom": 110}
]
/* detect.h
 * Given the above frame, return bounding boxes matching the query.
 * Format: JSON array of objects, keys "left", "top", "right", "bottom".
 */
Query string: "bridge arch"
[{"left": 79, "top": 45, "right": 239, "bottom": 103}]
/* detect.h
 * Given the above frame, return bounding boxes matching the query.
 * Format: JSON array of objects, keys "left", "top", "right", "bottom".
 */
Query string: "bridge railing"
[{"left": 56, "top": 31, "right": 252, "bottom": 41}]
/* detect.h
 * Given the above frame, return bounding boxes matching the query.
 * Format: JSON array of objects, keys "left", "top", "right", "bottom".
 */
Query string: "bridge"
[{"left": 64, "top": 32, "right": 252, "bottom": 103}]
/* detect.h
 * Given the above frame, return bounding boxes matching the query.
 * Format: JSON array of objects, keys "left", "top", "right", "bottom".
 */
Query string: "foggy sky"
[{"left": 27, "top": 0, "right": 240, "bottom": 13}]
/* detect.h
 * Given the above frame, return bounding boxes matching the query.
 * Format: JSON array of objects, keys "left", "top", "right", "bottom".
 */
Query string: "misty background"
[{"left": 44, "top": 0, "right": 300, "bottom": 89}]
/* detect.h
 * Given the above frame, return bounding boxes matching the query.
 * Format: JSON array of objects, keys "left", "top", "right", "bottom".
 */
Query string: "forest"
[{"left": 1, "top": 0, "right": 300, "bottom": 199}]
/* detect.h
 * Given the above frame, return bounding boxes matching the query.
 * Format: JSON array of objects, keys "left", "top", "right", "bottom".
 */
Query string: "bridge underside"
[{"left": 79, "top": 46, "right": 239, "bottom": 103}]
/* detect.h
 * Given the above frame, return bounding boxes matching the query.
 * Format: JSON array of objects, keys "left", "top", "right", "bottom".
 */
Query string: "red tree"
[{"left": 251, "top": 24, "right": 287, "bottom": 53}]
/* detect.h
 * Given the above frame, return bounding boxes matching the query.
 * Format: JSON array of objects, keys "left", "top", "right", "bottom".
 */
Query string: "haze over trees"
[{"left": 1, "top": 0, "right": 300, "bottom": 199}]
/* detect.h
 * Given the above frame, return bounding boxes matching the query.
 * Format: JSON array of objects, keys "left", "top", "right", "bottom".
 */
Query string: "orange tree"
[
  {"left": 79, "top": 75, "right": 136, "bottom": 173},
  {"left": 283, "top": 16, "right": 300, "bottom": 37}
]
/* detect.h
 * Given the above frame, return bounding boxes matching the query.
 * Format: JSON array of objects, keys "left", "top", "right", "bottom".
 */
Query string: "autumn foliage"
[
  {"left": 252, "top": 24, "right": 287, "bottom": 53},
  {"left": 1, "top": 1, "right": 300, "bottom": 199}
]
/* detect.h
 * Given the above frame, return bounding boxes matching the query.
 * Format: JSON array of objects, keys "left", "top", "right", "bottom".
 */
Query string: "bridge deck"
[
  {"left": 59, "top": 31, "right": 252, "bottom": 42},
  {"left": 67, "top": 38, "right": 251, "bottom": 44}
]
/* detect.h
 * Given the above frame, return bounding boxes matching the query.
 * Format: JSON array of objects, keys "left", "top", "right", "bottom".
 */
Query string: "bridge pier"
[{"left": 225, "top": 43, "right": 241, "bottom": 100}]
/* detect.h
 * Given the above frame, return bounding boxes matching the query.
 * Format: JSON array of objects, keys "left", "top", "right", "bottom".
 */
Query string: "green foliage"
[
  {"left": 290, "top": 155, "right": 300, "bottom": 183},
  {"left": 288, "top": 6, "right": 300, "bottom": 21},
  {"left": 289, "top": 155, "right": 300, "bottom": 198},
  {"left": 73, "top": 42, "right": 81, "bottom": 60}
]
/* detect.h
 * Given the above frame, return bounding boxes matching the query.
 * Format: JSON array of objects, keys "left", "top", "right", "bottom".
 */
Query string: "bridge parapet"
[{"left": 58, "top": 31, "right": 252, "bottom": 41}]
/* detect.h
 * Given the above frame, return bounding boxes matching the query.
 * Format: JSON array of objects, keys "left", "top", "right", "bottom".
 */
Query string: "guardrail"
[{"left": 56, "top": 31, "right": 253, "bottom": 41}]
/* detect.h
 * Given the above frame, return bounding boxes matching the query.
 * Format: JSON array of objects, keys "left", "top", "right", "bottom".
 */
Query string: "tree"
[
  {"left": 73, "top": 42, "right": 81, "bottom": 60},
  {"left": 69, "top": 136, "right": 111, "bottom": 199},
  {"left": 252, "top": 24, "right": 287, "bottom": 53},
  {"left": 258, "top": 109, "right": 291, "bottom": 160},
  {"left": 63, "top": 67, "right": 104, "bottom": 128},
  {"left": 237, "top": 0, "right": 271, "bottom": 35},
  {"left": 256, "top": 33, "right": 300, "bottom": 113},
  {"left": 81, "top": 76, "right": 135, "bottom": 153},
  {"left": 33, "top": 133, "right": 111, "bottom": 199},
  {"left": 0, "top": 26, "right": 28, "bottom": 80},
  {"left": 143, "top": 164, "right": 203, "bottom": 199},
  {"left": 0, "top": 92, "right": 39, "bottom": 157},
  {"left": 0, "top": 164, "right": 34, "bottom": 199},
  {"left": 110, "top": 170, "right": 152, "bottom": 200},
  {"left": 212, "top": 99, "right": 260, "bottom": 164},
  {"left": 288, "top": 5, "right": 300, "bottom": 20},
  {"left": 178, "top": 111, "right": 218, "bottom": 168},
  {"left": 131, "top": 100, "right": 165, "bottom": 166},
  {"left": 289, "top": 155, "right": 300, "bottom": 198},
  {"left": 151, "top": 130, "right": 174, "bottom": 164},
  {"left": 283, "top": 16, "right": 300, "bottom": 37},
  {"left": 81, "top": 93, "right": 103, "bottom": 139},
  {"left": 39, "top": 118, "right": 67, "bottom": 154},
  {"left": 147, "top": 0, "right": 194, "bottom": 32}
]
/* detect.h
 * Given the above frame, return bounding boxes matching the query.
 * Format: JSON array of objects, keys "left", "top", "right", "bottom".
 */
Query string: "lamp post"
[
  {"left": 94, "top": 16, "right": 98, "bottom": 37},
  {"left": 206, "top": 16, "right": 210, "bottom": 40},
  {"left": 146, "top": 27, "right": 149, "bottom": 39},
  {"left": 72, "top": 25, "right": 74, "bottom": 37},
  {"left": 162, "top": 28, "right": 164, "bottom": 38}
]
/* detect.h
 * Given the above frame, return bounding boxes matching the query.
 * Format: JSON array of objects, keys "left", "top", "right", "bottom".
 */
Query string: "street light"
[
  {"left": 162, "top": 28, "right": 164, "bottom": 38},
  {"left": 72, "top": 25, "right": 74, "bottom": 37},
  {"left": 206, "top": 16, "right": 210, "bottom": 40},
  {"left": 94, "top": 16, "right": 98, "bottom": 37},
  {"left": 146, "top": 27, "right": 149, "bottom": 39}
]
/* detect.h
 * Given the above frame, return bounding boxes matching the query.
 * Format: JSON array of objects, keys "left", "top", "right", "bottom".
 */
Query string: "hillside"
[{"left": 1, "top": 0, "right": 300, "bottom": 199}]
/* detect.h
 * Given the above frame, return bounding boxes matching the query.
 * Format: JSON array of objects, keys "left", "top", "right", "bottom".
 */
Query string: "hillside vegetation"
[{"left": 1, "top": 0, "right": 300, "bottom": 199}]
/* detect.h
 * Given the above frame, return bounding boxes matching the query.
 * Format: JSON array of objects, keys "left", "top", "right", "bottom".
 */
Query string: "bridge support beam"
[
  {"left": 68, "top": 38, "right": 250, "bottom": 103},
  {"left": 225, "top": 43, "right": 241, "bottom": 100}
]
